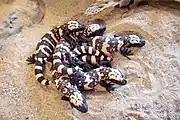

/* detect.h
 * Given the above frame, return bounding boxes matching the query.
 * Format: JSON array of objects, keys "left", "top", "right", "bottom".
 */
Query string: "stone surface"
[
  {"left": 85, "top": 0, "right": 180, "bottom": 15},
  {"left": 0, "top": 0, "right": 180, "bottom": 120},
  {"left": 0, "top": 0, "right": 45, "bottom": 39}
]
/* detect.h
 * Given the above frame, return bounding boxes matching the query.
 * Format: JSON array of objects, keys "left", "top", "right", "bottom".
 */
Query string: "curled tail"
[
  {"left": 26, "top": 54, "right": 36, "bottom": 64},
  {"left": 35, "top": 59, "right": 52, "bottom": 85}
]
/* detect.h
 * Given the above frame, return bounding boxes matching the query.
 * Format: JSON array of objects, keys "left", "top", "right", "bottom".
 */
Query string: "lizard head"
[
  {"left": 115, "top": 34, "right": 145, "bottom": 59},
  {"left": 107, "top": 68, "right": 128, "bottom": 85},
  {"left": 85, "top": 19, "right": 106, "bottom": 37},
  {"left": 125, "top": 34, "right": 145, "bottom": 47},
  {"left": 55, "top": 78, "right": 88, "bottom": 113},
  {"left": 69, "top": 90, "right": 88, "bottom": 113},
  {"left": 67, "top": 20, "right": 85, "bottom": 32},
  {"left": 99, "top": 67, "right": 128, "bottom": 85}
]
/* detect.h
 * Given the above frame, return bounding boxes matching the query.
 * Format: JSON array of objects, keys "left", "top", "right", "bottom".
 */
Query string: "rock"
[
  {"left": 0, "top": 12, "right": 22, "bottom": 38},
  {"left": 85, "top": 0, "right": 180, "bottom": 15},
  {"left": 0, "top": 0, "right": 180, "bottom": 120},
  {"left": 73, "top": 2, "right": 180, "bottom": 120},
  {"left": 0, "top": 0, "right": 45, "bottom": 39}
]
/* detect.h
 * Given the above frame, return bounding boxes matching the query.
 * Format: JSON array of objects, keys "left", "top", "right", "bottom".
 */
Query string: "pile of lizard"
[{"left": 27, "top": 19, "right": 145, "bottom": 113}]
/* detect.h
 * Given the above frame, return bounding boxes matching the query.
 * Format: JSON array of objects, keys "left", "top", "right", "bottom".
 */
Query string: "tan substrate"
[
  {"left": 0, "top": 0, "right": 95, "bottom": 120},
  {"left": 0, "top": 0, "right": 180, "bottom": 120}
]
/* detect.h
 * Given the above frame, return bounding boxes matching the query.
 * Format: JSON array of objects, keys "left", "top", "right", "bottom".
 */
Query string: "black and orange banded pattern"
[{"left": 27, "top": 20, "right": 86, "bottom": 85}]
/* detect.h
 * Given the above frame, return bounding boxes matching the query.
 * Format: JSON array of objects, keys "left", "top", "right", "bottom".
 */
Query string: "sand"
[{"left": 0, "top": 0, "right": 180, "bottom": 120}]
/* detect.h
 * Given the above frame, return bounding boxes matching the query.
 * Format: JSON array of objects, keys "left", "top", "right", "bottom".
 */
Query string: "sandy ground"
[{"left": 0, "top": 0, "right": 180, "bottom": 120}]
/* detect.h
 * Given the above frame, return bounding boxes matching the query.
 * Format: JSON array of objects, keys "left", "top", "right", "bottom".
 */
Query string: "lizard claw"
[
  {"left": 106, "top": 86, "right": 115, "bottom": 93},
  {"left": 126, "top": 50, "right": 134, "bottom": 55}
]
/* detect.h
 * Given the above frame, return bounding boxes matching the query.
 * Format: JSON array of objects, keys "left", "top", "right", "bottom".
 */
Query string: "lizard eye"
[{"left": 130, "top": 39, "right": 135, "bottom": 43}]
